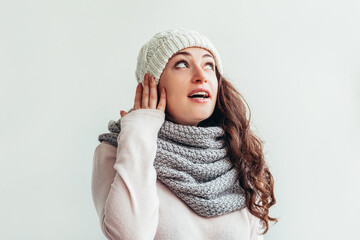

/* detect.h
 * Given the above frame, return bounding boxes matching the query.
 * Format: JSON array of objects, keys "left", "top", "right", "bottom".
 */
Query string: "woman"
[{"left": 92, "top": 28, "right": 277, "bottom": 240}]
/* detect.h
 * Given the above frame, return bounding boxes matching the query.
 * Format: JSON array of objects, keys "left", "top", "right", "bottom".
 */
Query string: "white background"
[{"left": 1, "top": 0, "right": 359, "bottom": 239}]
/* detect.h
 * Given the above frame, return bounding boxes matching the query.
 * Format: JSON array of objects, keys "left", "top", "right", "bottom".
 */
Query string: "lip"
[
  {"left": 188, "top": 97, "right": 210, "bottom": 103},
  {"left": 187, "top": 88, "right": 211, "bottom": 98}
]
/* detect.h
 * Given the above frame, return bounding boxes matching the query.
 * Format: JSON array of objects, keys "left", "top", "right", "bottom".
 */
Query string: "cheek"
[
  {"left": 162, "top": 85, "right": 189, "bottom": 111},
  {"left": 162, "top": 79, "right": 184, "bottom": 98},
  {"left": 166, "top": 88, "right": 185, "bottom": 104},
  {"left": 211, "top": 79, "right": 219, "bottom": 97}
]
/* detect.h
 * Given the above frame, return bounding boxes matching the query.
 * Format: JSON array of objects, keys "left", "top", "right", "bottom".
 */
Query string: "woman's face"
[{"left": 158, "top": 47, "right": 218, "bottom": 126}]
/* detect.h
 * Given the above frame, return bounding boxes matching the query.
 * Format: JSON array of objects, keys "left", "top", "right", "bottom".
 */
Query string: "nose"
[{"left": 191, "top": 65, "right": 208, "bottom": 84}]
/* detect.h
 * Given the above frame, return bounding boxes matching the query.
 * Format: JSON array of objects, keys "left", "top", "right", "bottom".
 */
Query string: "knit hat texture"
[{"left": 135, "top": 28, "right": 223, "bottom": 85}]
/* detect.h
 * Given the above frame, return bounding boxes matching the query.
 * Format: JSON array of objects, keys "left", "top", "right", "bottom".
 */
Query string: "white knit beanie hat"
[{"left": 135, "top": 28, "right": 223, "bottom": 85}]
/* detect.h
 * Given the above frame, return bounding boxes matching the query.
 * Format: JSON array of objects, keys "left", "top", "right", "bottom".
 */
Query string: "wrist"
[{"left": 120, "top": 108, "right": 165, "bottom": 133}]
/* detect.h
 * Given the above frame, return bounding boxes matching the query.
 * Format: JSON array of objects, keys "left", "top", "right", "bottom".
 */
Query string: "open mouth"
[{"left": 187, "top": 92, "right": 210, "bottom": 99}]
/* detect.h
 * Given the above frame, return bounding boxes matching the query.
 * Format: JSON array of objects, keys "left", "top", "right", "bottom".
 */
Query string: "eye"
[
  {"left": 175, "top": 60, "right": 188, "bottom": 69},
  {"left": 205, "top": 62, "right": 215, "bottom": 70}
]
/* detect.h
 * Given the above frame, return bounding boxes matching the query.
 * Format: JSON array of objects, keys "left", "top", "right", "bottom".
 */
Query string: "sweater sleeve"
[
  {"left": 248, "top": 210, "right": 265, "bottom": 240},
  {"left": 91, "top": 109, "right": 165, "bottom": 240}
]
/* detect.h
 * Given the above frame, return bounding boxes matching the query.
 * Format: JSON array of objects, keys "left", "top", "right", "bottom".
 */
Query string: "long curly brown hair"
[{"left": 199, "top": 69, "right": 277, "bottom": 234}]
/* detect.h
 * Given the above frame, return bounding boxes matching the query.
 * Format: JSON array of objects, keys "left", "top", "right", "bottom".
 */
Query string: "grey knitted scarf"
[{"left": 98, "top": 118, "right": 246, "bottom": 217}]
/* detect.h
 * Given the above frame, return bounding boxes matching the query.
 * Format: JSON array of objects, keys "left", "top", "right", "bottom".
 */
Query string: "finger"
[
  {"left": 120, "top": 110, "right": 127, "bottom": 117},
  {"left": 157, "top": 87, "right": 166, "bottom": 112},
  {"left": 134, "top": 82, "right": 142, "bottom": 110},
  {"left": 142, "top": 73, "right": 150, "bottom": 108},
  {"left": 149, "top": 76, "right": 157, "bottom": 109}
]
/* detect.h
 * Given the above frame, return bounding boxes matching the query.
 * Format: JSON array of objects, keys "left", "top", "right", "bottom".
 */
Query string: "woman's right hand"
[{"left": 120, "top": 73, "right": 166, "bottom": 117}]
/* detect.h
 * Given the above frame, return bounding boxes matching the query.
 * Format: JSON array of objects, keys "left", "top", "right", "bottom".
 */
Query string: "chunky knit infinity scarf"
[{"left": 98, "top": 117, "right": 246, "bottom": 217}]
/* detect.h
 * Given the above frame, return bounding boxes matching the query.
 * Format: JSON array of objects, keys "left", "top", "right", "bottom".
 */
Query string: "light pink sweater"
[{"left": 91, "top": 109, "right": 264, "bottom": 240}]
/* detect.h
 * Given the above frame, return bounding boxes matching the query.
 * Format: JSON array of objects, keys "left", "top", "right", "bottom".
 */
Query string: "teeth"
[{"left": 189, "top": 92, "right": 209, "bottom": 98}]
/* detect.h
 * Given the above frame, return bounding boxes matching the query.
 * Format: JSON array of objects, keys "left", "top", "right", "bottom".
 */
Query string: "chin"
[
  {"left": 166, "top": 105, "right": 215, "bottom": 126},
  {"left": 194, "top": 108, "right": 214, "bottom": 119},
  {"left": 184, "top": 113, "right": 213, "bottom": 126},
  {"left": 194, "top": 113, "right": 212, "bottom": 122}
]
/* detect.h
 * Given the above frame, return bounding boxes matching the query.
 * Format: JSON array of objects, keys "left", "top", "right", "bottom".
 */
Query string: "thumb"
[{"left": 120, "top": 110, "right": 128, "bottom": 118}]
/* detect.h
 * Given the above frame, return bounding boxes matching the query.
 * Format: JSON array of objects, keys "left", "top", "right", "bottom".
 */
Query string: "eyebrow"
[{"left": 172, "top": 51, "right": 214, "bottom": 60}]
